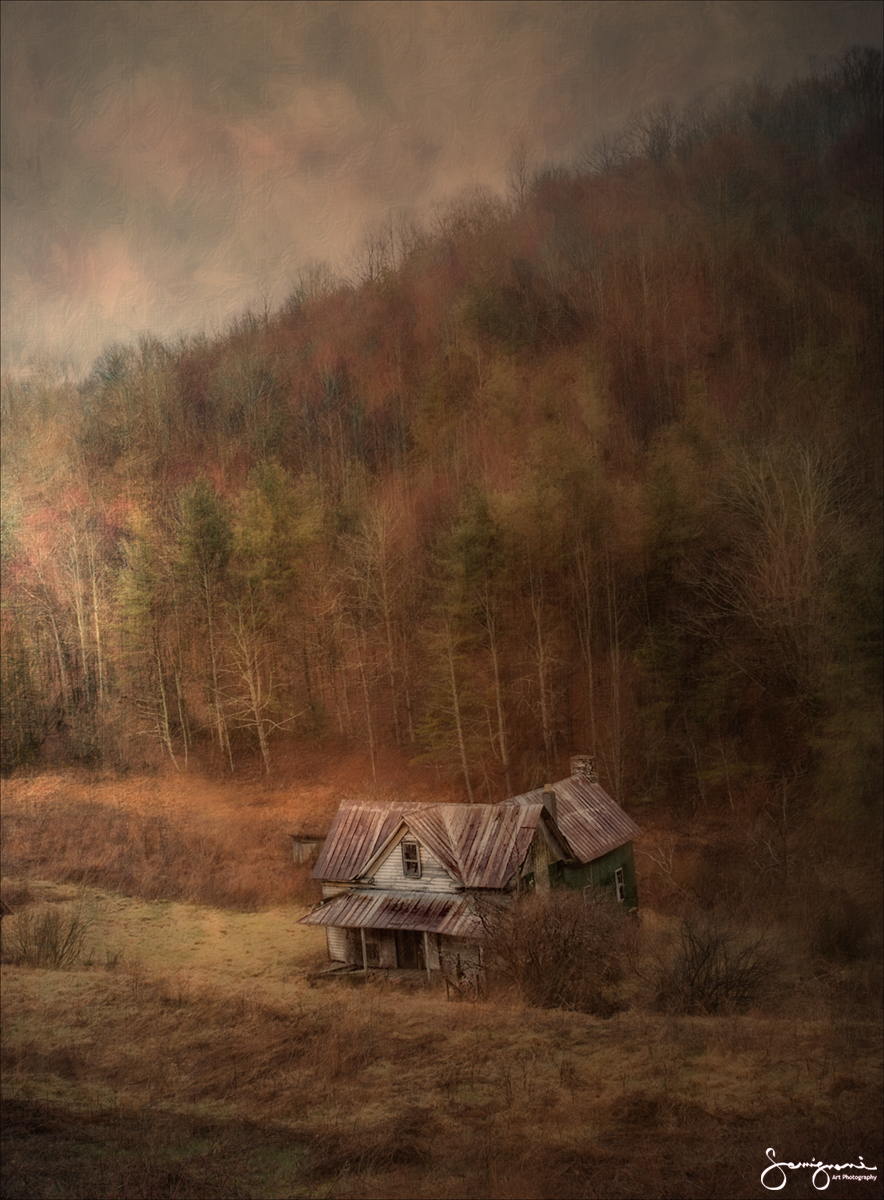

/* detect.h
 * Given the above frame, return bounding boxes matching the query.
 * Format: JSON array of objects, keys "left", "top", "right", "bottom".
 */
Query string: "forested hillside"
[{"left": 2, "top": 49, "right": 881, "bottom": 822}]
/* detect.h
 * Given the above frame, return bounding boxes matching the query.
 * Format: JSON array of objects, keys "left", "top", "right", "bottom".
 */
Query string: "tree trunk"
[{"left": 443, "top": 614, "right": 475, "bottom": 803}]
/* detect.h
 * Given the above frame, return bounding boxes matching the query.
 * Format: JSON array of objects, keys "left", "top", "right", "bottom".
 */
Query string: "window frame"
[
  {"left": 614, "top": 867, "right": 626, "bottom": 902},
  {"left": 401, "top": 839, "right": 421, "bottom": 879}
]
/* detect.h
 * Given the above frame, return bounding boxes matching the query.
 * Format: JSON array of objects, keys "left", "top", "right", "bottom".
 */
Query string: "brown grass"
[
  {"left": 0, "top": 768, "right": 330, "bottom": 910},
  {"left": 0, "top": 752, "right": 447, "bottom": 910},
  {"left": 2, "top": 882, "right": 881, "bottom": 1199},
  {"left": 2, "top": 961, "right": 881, "bottom": 1198},
  {"left": 1, "top": 798, "right": 319, "bottom": 909},
  {"left": 1, "top": 765, "right": 882, "bottom": 1198}
]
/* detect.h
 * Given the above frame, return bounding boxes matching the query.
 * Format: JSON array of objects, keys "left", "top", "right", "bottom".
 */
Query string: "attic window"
[
  {"left": 615, "top": 867, "right": 626, "bottom": 903},
  {"left": 401, "top": 841, "right": 421, "bottom": 879}
]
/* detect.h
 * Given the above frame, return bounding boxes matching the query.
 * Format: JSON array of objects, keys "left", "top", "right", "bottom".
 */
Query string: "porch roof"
[{"left": 298, "top": 889, "right": 486, "bottom": 939}]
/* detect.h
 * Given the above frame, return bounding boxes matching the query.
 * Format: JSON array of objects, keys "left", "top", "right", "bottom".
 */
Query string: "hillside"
[{"left": 2, "top": 50, "right": 881, "bottom": 829}]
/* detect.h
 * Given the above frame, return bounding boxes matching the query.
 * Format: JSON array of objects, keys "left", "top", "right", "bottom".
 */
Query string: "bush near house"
[{"left": 481, "top": 888, "right": 635, "bottom": 1014}]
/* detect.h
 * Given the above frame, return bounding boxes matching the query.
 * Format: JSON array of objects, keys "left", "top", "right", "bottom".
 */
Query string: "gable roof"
[
  {"left": 311, "top": 771, "right": 641, "bottom": 887},
  {"left": 362, "top": 803, "right": 547, "bottom": 890},
  {"left": 311, "top": 797, "right": 436, "bottom": 881},
  {"left": 506, "top": 774, "right": 641, "bottom": 863},
  {"left": 404, "top": 803, "right": 545, "bottom": 889}
]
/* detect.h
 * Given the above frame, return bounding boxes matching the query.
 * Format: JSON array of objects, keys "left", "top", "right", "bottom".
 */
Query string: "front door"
[{"left": 395, "top": 929, "right": 425, "bottom": 970}]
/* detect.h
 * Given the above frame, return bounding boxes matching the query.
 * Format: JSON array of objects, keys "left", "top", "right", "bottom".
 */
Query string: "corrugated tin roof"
[
  {"left": 506, "top": 775, "right": 642, "bottom": 863},
  {"left": 404, "top": 803, "right": 545, "bottom": 889},
  {"left": 298, "top": 890, "right": 484, "bottom": 939},
  {"left": 312, "top": 773, "right": 641, "bottom": 887},
  {"left": 311, "top": 797, "right": 436, "bottom": 881}
]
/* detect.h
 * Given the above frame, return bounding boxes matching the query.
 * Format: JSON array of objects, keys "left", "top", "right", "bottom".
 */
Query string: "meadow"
[{"left": 1, "top": 765, "right": 881, "bottom": 1200}]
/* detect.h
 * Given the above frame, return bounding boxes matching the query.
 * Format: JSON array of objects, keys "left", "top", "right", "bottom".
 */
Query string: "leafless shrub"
[
  {"left": 9, "top": 902, "right": 91, "bottom": 969},
  {"left": 481, "top": 888, "right": 635, "bottom": 1014},
  {"left": 438, "top": 941, "right": 484, "bottom": 1002},
  {"left": 654, "top": 911, "right": 778, "bottom": 1013},
  {"left": 0, "top": 882, "right": 35, "bottom": 910}
]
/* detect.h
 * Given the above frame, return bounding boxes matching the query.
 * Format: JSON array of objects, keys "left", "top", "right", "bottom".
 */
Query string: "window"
[
  {"left": 614, "top": 867, "right": 626, "bottom": 903},
  {"left": 401, "top": 840, "right": 421, "bottom": 878}
]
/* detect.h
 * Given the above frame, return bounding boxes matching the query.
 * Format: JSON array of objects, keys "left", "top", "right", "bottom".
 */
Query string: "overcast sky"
[{"left": 2, "top": 0, "right": 881, "bottom": 376}]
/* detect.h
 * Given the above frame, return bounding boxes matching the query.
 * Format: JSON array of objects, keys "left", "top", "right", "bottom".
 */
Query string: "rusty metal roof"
[
  {"left": 506, "top": 774, "right": 642, "bottom": 863},
  {"left": 298, "top": 889, "right": 484, "bottom": 939},
  {"left": 314, "top": 797, "right": 543, "bottom": 889},
  {"left": 313, "top": 772, "right": 640, "bottom": 888},
  {"left": 403, "top": 803, "right": 545, "bottom": 889},
  {"left": 311, "top": 797, "right": 436, "bottom": 881}
]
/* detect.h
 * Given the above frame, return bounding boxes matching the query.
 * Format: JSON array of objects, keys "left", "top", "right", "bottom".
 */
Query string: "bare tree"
[
  {"left": 350, "top": 220, "right": 396, "bottom": 287},
  {"left": 582, "top": 132, "right": 630, "bottom": 175},
  {"left": 506, "top": 136, "right": 532, "bottom": 211},
  {"left": 627, "top": 100, "right": 679, "bottom": 164}
]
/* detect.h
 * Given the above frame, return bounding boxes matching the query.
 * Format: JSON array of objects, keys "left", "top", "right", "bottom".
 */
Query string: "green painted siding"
[{"left": 548, "top": 842, "right": 638, "bottom": 908}]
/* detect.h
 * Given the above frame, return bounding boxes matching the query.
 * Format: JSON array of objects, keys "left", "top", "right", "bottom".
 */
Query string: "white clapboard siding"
[
  {"left": 322, "top": 882, "right": 351, "bottom": 899},
  {"left": 370, "top": 833, "right": 459, "bottom": 893},
  {"left": 326, "top": 925, "right": 348, "bottom": 962}
]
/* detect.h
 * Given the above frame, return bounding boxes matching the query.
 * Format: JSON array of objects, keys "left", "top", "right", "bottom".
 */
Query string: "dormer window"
[{"left": 401, "top": 840, "right": 421, "bottom": 879}]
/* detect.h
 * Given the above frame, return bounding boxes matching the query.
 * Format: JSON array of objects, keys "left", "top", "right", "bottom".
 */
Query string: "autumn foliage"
[{"left": 2, "top": 51, "right": 881, "bottom": 832}]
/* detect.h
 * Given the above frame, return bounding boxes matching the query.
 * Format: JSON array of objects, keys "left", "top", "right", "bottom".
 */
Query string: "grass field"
[{"left": 1, "top": 766, "right": 881, "bottom": 1199}]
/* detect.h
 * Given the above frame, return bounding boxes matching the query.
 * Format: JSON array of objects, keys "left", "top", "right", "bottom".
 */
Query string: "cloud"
[{"left": 2, "top": 0, "right": 881, "bottom": 373}]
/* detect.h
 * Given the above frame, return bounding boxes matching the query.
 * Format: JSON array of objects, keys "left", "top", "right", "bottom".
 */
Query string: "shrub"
[
  {"left": 480, "top": 888, "right": 634, "bottom": 1013},
  {"left": 0, "top": 882, "right": 35, "bottom": 910},
  {"left": 655, "top": 911, "right": 778, "bottom": 1013},
  {"left": 9, "top": 903, "right": 91, "bottom": 969}
]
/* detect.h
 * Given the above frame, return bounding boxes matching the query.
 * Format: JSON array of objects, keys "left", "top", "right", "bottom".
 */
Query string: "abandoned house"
[{"left": 298, "top": 755, "right": 641, "bottom": 976}]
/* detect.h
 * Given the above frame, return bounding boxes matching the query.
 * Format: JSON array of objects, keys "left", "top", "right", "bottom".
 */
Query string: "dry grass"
[
  {"left": 0, "top": 755, "right": 446, "bottom": 910},
  {"left": 1, "top": 884, "right": 881, "bottom": 1199},
  {"left": 1, "top": 778, "right": 324, "bottom": 911},
  {"left": 1, "top": 767, "right": 882, "bottom": 1198}
]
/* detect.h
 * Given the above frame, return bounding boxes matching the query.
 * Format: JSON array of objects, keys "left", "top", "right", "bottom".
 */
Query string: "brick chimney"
[
  {"left": 542, "top": 783, "right": 558, "bottom": 824},
  {"left": 570, "top": 754, "right": 598, "bottom": 784}
]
